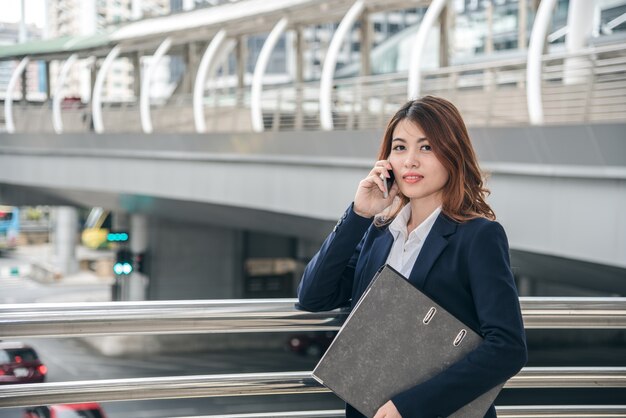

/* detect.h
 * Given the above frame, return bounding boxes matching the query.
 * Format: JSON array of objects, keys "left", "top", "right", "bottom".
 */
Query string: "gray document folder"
[{"left": 312, "top": 264, "right": 503, "bottom": 418}]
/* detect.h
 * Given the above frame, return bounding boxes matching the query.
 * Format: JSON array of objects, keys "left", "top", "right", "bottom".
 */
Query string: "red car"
[
  {"left": 0, "top": 342, "right": 47, "bottom": 384},
  {"left": 24, "top": 403, "right": 107, "bottom": 418}
]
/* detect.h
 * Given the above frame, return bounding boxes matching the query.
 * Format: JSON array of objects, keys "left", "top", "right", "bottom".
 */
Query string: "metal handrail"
[
  {"left": 1, "top": 300, "right": 624, "bottom": 413},
  {"left": 497, "top": 406, "right": 626, "bottom": 418},
  {"left": 7, "top": 41, "right": 626, "bottom": 133},
  {"left": 519, "top": 297, "right": 626, "bottom": 329},
  {"left": 175, "top": 412, "right": 345, "bottom": 418},
  {"left": 1, "top": 297, "right": 625, "bottom": 339},
  {"left": 171, "top": 406, "right": 626, "bottom": 418},
  {"left": 0, "top": 299, "right": 345, "bottom": 339},
  {"left": 1, "top": 368, "right": 625, "bottom": 408}
]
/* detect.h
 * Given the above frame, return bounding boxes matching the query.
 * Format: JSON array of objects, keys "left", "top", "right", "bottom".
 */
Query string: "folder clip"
[
  {"left": 453, "top": 329, "right": 467, "bottom": 346},
  {"left": 423, "top": 307, "right": 437, "bottom": 324}
]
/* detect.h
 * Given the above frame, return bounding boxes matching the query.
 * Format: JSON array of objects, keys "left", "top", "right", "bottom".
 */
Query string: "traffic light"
[
  {"left": 133, "top": 252, "right": 146, "bottom": 275},
  {"left": 107, "top": 231, "right": 129, "bottom": 243},
  {"left": 114, "top": 249, "right": 133, "bottom": 275}
]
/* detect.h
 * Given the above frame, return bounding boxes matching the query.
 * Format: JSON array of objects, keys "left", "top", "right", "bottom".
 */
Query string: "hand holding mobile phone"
[
  {"left": 381, "top": 169, "right": 395, "bottom": 199},
  {"left": 354, "top": 162, "right": 395, "bottom": 218}
]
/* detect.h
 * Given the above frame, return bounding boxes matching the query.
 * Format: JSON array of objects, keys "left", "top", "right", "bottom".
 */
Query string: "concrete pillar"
[
  {"left": 518, "top": 0, "right": 528, "bottom": 50},
  {"left": 359, "top": 10, "right": 371, "bottom": 76},
  {"left": 294, "top": 28, "right": 304, "bottom": 84},
  {"left": 485, "top": 1, "right": 494, "bottom": 55},
  {"left": 54, "top": 206, "right": 79, "bottom": 276},
  {"left": 223, "top": 43, "right": 231, "bottom": 95},
  {"left": 358, "top": 10, "right": 372, "bottom": 128},
  {"left": 236, "top": 36, "right": 246, "bottom": 106},
  {"left": 44, "top": 61, "right": 51, "bottom": 100},
  {"left": 183, "top": 42, "right": 199, "bottom": 95},
  {"left": 126, "top": 214, "right": 149, "bottom": 301},
  {"left": 147, "top": 219, "right": 242, "bottom": 300},
  {"left": 294, "top": 27, "right": 304, "bottom": 130},
  {"left": 484, "top": 1, "right": 495, "bottom": 92},
  {"left": 439, "top": 3, "right": 451, "bottom": 68},
  {"left": 132, "top": 52, "right": 141, "bottom": 99},
  {"left": 564, "top": 0, "right": 595, "bottom": 85}
]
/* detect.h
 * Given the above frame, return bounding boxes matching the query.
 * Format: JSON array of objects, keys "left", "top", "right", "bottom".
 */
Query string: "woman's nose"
[{"left": 404, "top": 152, "right": 420, "bottom": 168}]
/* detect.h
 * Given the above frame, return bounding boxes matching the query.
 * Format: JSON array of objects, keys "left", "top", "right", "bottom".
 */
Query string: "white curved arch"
[
  {"left": 193, "top": 29, "right": 227, "bottom": 133},
  {"left": 527, "top": 0, "right": 557, "bottom": 125},
  {"left": 251, "top": 17, "right": 289, "bottom": 133},
  {"left": 320, "top": 0, "right": 364, "bottom": 131},
  {"left": 52, "top": 53, "right": 78, "bottom": 134},
  {"left": 4, "top": 57, "right": 30, "bottom": 134},
  {"left": 141, "top": 37, "right": 172, "bottom": 134},
  {"left": 407, "top": 0, "right": 446, "bottom": 100},
  {"left": 92, "top": 45, "right": 121, "bottom": 134}
]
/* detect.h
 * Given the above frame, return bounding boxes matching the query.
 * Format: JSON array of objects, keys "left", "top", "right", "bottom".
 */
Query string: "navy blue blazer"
[{"left": 298, "top": 204, "right": 527, "bottom": 418}]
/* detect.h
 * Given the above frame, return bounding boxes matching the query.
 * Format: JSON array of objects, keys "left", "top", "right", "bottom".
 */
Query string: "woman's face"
[{"left": 388, "top": 119, "right": 449, "bottom": 207}]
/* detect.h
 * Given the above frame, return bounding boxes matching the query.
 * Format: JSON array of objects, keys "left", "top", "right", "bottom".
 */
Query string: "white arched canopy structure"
[
  {"left": 52, "top": 53, "right": 78, "bottom": 134},
  {"left": 407, "top": 0, "right": 446, "bottom": 100},
  {"left": 140, "top": 37, "right": 172, "bottom": 134},
  {"left": 193, "top": 29, "right": 227, "bottom": 133},
  {"left": 92, "top": 45, "right": 121, "bottom": 134},
  {"left": 251, "top": 17, "right": 289, "bottom": 133},
  {"left": 564, "top": 0, "right": 595, "bottom": 85},
  {"left": 319, "top": 0, "right": 364, "bottom": 131},
  {"left": 527, "top": 0, "right": 557, "bottom": 125},
  {"left": 4, "top": 57, "right": 30, "bottom": 134}
]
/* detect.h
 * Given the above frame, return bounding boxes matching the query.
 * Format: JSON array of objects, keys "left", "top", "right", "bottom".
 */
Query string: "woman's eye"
[
  {"left": 392, "top": 145, "right": 405, "bottom": 151},
  {"left": 420, "top": 145, "right": 432, "bottom": 151}
]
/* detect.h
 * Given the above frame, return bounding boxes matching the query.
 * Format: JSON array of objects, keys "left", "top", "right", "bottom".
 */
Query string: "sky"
[{"left": 0, "top": 0, "right": 46, "bottom": 27}]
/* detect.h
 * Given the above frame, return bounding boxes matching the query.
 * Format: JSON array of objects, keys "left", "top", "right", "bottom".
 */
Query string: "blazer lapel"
[{"left": 408, "top": 214, "right": 457, "bottom": 290}]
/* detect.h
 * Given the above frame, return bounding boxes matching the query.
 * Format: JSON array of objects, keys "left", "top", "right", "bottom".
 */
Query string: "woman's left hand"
[{"left": 373, "top": 400, "right": 402, "bottom": 418}]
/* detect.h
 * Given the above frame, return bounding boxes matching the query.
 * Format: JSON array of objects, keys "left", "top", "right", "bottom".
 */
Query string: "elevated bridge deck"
[{"left": 0, "top": 123, "right": 624, "bottom": 293}]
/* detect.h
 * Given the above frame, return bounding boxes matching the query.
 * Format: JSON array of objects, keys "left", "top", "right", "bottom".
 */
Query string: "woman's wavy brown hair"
[{"left": 375, "top": 96, "right": 495, "bottom": 226}]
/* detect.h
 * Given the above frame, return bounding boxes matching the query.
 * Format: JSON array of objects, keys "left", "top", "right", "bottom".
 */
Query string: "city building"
[
  {"left": 45, "top": 0, "right": 171, "bottom": 102},
  {"left": 0, "top": 21, "right": 45, "bottom": 100}
]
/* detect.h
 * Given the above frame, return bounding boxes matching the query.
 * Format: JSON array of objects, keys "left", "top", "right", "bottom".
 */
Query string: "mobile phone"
[
  {"left": 382, "top": 170, "right": 395, "bottom": 199},
  {"left": 386, "top": 170, "right": 395, "bottom": 191}
]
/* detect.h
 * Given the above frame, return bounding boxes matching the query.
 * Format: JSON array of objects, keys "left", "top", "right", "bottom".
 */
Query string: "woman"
[{"left": 298, "top": 96, "right": 527, "bottom": 418}]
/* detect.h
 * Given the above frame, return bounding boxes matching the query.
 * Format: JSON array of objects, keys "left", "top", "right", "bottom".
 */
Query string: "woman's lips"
[{"left": 402, "top": 174, "right": 424, "bottom": 184}]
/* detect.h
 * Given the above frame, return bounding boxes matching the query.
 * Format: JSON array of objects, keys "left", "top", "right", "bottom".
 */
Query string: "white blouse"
[{"left": 385, "top": 204, "right": 442, "bottom": 278}]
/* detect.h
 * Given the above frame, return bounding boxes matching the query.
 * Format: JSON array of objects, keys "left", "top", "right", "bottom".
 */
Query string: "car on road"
[
  {"left": 0, "top": 342, "right": 47, "bottom": 384},
  {"left": 24, "top": 403, "right": 107, "bottom": 418}
]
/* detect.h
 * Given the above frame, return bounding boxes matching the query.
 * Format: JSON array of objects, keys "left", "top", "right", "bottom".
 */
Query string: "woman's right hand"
[{"left": 353, "top": 160, "right": 399, "bottom": 218}]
